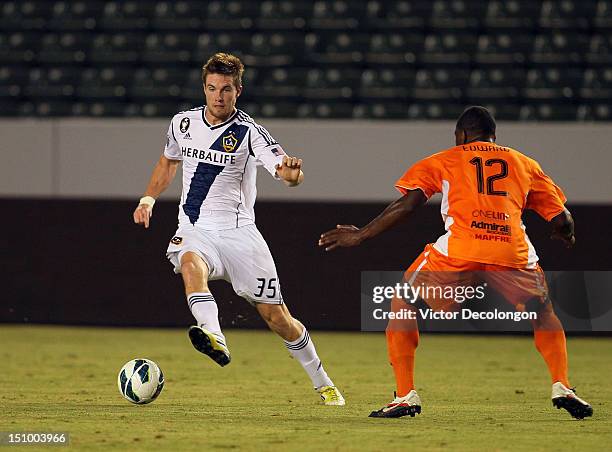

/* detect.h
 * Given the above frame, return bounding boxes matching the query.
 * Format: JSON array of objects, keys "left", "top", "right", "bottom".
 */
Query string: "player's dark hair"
[
  {"left": 202, "top": 53, "right": 244, "bottom": 88},
  {"left": 456, "top": 106, "right": 496, "bottom": 137}
]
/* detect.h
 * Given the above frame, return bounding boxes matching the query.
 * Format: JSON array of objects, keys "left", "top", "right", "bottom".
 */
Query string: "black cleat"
[
  {"left": 368, "top": 390, "right": 422, "bottom": 418},
  {"left": 553, "top": 397, "right": 593, "bottom": 420},
  {"left": 551, "top": 382, "right": 593, "bottom": 420},
  {"left": 188, "top": 326, "right": 231, "bottom": 367}
]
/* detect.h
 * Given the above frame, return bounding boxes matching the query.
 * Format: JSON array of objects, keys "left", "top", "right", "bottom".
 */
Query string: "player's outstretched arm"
[
  {"left": 318, "top": 189, "right": 427, "bottom": 251},
  {"left": 275, "top": 155, "right": 304, "bottom": 187},
  {"left": 133, "top": 155, "right": 180, "bottom": 228},
  {"left": 549, "top": 208, "right": 575, "bottom": 248}
]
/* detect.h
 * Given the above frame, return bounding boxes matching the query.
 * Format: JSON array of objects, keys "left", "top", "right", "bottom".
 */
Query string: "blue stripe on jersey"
[{"left": 183, "top": 163, "right": 225, "bottom": 224}]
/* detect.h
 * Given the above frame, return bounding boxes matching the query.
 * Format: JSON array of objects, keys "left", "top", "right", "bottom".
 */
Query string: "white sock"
[
  {"left": 187, "top": 292, "right": 224, "bottom": 339},
  {"left": 284, "top": 328, "right": 333, "bottom": 389}
]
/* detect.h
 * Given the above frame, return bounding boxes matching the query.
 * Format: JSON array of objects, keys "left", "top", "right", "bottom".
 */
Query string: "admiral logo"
[
  {"left": 222, "top": 131, "right": 238, "bottom": 152},
  {"left": 470, "top": 220, "right": 512, "bottom": 236},
  {"left": 179, "top": 117, "right": 190, "bottom": 133},
  {"left": 171, "top": 236, "right": 183, "bottom": 245}
]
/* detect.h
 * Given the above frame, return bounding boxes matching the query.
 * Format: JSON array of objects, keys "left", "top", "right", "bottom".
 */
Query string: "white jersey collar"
[{"left": 202, "top": 107, "right": 239, "bottom": 130}]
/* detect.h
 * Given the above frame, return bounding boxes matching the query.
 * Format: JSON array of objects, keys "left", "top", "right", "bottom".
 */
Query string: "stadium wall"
[
  {"left": 1, "top": 199, "right": 611, "bottom": 330},
  {"left": 2, "top": 119, "right": 610, "bottom": 330},
  {"left": 1, "top": 118, "right": 612, "bottom": 202}
]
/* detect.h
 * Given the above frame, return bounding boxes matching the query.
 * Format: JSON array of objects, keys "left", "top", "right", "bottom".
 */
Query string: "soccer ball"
[{"left": 117, "top": 358, "right": 164, "bottom": 404}]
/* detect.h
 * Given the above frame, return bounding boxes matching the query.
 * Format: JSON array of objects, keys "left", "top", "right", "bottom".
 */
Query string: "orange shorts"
[{"left": 400, "top": 244, "right": 549, "bottom": 312}]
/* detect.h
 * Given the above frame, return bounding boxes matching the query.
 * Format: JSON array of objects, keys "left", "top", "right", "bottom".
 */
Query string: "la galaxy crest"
[
  {"left": 222, "top": 131, "right": 238, "bottom": 152},
  {"left": 179, "top": 117, "right": 190, "bottom": 133},
  {"left": 209, "top": 123, "right": 248, "bottom": 154}
]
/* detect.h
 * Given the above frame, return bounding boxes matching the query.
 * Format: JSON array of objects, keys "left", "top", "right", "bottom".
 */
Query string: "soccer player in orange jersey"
[{"left": 319, "top": 106, "right": 592, "bottom": 419}]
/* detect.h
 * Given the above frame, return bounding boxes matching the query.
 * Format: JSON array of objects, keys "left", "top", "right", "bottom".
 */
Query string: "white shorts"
[{"left": 166, "top": 224, "right": 283, "bottom": 305}]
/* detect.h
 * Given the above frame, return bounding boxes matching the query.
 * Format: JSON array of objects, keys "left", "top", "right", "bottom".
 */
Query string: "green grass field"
[{"left": 0, "top": 326, "right": 610, "bottom": 451}]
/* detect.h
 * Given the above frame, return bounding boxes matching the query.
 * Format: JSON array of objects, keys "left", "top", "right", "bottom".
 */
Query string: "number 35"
[{"left": 254, "top": 277, "right": 277, "bottom": 299}]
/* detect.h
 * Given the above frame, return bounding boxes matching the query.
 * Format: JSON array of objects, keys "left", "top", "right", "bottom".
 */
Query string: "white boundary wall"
[{"left": 1, "top": 118, "right": 610, "bottom": 203}]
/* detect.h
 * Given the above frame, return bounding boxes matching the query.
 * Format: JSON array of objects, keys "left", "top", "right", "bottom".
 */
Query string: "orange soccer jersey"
[{"left": 395, "top": 141, "right": 567, "bottom": 269}]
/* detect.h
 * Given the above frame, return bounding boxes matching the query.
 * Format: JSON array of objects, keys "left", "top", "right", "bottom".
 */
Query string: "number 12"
[{"left": 469, "top": 157, "right": 508, "bottom": 196}]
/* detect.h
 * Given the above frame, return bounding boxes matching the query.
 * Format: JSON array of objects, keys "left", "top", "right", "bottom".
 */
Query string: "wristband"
[{"left": 139, "top": 196, "right": 156, "bottom": 208}]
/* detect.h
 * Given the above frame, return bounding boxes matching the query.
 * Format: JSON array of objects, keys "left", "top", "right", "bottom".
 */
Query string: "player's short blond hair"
[{"left": 202, "top": 53, "right": 244, "bottom": 88}]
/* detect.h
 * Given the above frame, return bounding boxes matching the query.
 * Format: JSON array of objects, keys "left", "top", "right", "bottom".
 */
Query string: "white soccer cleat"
[
  {"left": 317, "top": 385, "right": 345, "bottom": 406},
  {"left": 188, "top": 326, "right": 231, "bottom": 367},
  {"left": 369, "top": 390, "right": 422, "bottom": 418},
  {"left": 551, "top": 382, "right": 593, "bottom": 419}
]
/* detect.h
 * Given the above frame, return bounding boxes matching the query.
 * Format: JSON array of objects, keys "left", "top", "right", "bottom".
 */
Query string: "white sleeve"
[
  {"left": 163, "top": 118, "right": 182, "bottom": 160},
  {"left": 248, "top": 126, "right": 285, "bottom": 178}
]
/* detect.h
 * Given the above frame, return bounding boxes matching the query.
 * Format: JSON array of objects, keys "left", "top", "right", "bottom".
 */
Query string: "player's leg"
[
  {"left": 484, "top": 266, "right": 570, "bottom": 384},
  {"left": 221, "top": 225, "right": 344, "bottom": 404},
  {"left": 386, "top": 297, "right": 419, "bottom": 398},
  {"left": 255, "top": 302, "right": 343, "bottom": 404},
  {"left": 369, "top": 248, "right": 430, "bottom": 418},
  {"left": 167, "top": 230, "right": 230, "bottom": 366},
  {"left": 371, "top": 245, "right": 476, "bottom": 418},
  {"left": 383, "top": 248, "right": 439, "bottom": 400},
  {"left": 531, "top": 300, "right": 569, "bottom": 387},
  {"left": 486, "top": 267, "right": 592, "bottom": 418},
  {"left": 531, "top": 299, "right": 592, "bottom": 418},
  {"left": 368, "top": 297, "right": 422, "bottom": 418},
  {"left": 180, "top": 251, "right": 231, "bottom": 367},
  {"left": 255, "top": 301, "right": 301, "bottom": 341}
]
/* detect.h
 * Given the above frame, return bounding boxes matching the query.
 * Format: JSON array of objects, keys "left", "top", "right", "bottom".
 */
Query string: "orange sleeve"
[
  {"left": 526, "top": 161, "right": 567, "bottom": 221},
  {"left": 395, "top": 155, "right": 442, "bottom": 199}
]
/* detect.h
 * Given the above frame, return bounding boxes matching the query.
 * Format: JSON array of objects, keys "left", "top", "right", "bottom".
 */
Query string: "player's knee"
[
  {"left": 181, "top": 259, "right": 195, "bottom": 273},
  {"left": 524, "top": 296, "right": 551, "bottom": 314},
  {"left": 261, "top": 307, "right": 292, "bottom": 331},
  {"left": 180, "top": 257, "right": 209, "bottom": 291},
  {"left": 181, "top": 254, "right": 206, "bottom": 274}
]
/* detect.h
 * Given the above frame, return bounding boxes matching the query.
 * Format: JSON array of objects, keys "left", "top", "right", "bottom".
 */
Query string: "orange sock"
[
  {"left": 534, "top": 330, "right": 570, "bottom": 387},
  {"left": 386, "top": 329, "right": 419, "bottom": 397}
]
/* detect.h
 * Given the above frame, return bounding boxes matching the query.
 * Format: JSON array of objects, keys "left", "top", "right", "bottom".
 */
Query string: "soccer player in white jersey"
[{"left": 133, "top": 53, "right": 344, "bottom": 406}]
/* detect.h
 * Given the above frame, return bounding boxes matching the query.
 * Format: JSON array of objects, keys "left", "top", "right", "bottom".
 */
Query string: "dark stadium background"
[{"left": 1, "top": 0, "right": 612, "bottom": 330}]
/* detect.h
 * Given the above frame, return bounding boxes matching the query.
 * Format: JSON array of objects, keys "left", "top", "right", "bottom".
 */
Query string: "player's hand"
[
  {"left": 318, "top": 225, "right": 363, "bottom": 251},
  {"left": 549, "top": 209, "right": 575, "bottom": 248},
  {"left": 276, "top": 156, "right": 303, "bottom": 186},
  {"left": 550, "top": 231, "right": 575, "bottom": 248},
  {"left": 133, "top": 203, "right": 153, "bottom": 228}
]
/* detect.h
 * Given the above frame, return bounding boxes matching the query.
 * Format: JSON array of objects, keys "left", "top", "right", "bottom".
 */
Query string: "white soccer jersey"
[{"left": 163, "top": 107, "right": 285, "bottom": 230}]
